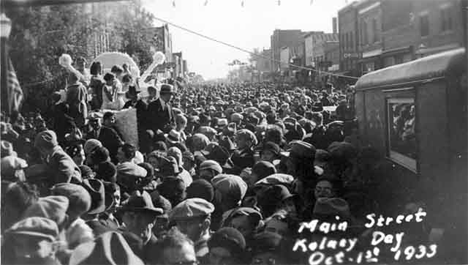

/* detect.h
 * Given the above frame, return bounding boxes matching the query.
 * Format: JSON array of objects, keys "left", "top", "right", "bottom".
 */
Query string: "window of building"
[
  {"left": 440, "top": 7, "right": 453, "bottom": 32},
  {"left": 340, "top": 33, "right": 343, "bottom": 49},
  {"left": 350, "top": 33, "right": 354, "bottom": 50},
  {"left": 372, "top": 18, "right": 378, "bottom": 43},
  {"left": 363, "top": 61, "right": 375, "bottom": 73},
  {"left": 419, "top": 14, "right": 429, "bottom": 37},
  {"left": 361, "top": 20, "right": 368, "bottom": 45},
  {"left": 387, "top": 97, "right": 417, "bottom": 172}
]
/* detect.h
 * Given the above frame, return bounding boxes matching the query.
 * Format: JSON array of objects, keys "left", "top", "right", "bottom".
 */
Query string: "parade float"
[{"left": 59, "top": 50, "right": 167, "bottom": 148}]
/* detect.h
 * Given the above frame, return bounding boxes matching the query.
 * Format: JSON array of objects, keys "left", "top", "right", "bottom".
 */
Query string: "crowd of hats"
[{"left": 0, "top": 81, "right": 422, "bottom": 265}]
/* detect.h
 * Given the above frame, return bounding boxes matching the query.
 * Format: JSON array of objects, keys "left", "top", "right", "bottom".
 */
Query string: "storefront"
[
  {"left": 360, "top": 48, "right": 382, "bottom": 74},
  {"left": 381, "top": 46, "right": 414, "bottom": 68}
]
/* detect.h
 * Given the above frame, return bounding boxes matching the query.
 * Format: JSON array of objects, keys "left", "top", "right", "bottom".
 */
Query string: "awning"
[
  {"left": 362, "top": 48, "right": 383, "bottom": 58},
  {"left": 416, "top": 43, "right": 461, "bottom": 55},
  {"left": 382, "top": 46, "right": 413, "bottom": 57}
]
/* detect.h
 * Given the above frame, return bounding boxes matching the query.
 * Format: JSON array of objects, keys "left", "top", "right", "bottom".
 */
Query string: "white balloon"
[
  {"left": 154, "top": 52, "right": 166, "bottom": 65},
  {"left": 59, "top": 54, "right": 73, "bottom": 68}
]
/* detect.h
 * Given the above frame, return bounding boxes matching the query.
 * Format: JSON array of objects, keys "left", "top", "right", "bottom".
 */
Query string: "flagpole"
[{"left": 0, "top": 13, "right": 12, "bottom": 115}]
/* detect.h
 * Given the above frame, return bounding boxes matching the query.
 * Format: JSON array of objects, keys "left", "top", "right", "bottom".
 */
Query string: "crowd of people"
[{"left": 0, "top": 61, "right": 452, "bottom": 265}]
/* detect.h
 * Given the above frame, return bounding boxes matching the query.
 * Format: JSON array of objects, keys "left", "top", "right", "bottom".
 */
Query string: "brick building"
[
  {"left": 356, "top": 0, "right": 383, "bottom": 74},
  {"left": 411, "top": 0, "right": 464, "bottom": 57},
  {"left": 338, "top": 1, "right": 360, "bottom": 76},
  {"left": 270, "top": 29, "right": 303, "bottom": 73},
  {"left": 304, "top": 31, "right": 325, "bottom": 67},
  {"left": 339, "top": 0, "right": 465, "bottom": 75}
]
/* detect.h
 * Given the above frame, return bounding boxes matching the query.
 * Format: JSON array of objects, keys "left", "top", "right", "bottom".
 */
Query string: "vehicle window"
[{"left": 387, "top": 98, "right": 417, "bottom": 172}]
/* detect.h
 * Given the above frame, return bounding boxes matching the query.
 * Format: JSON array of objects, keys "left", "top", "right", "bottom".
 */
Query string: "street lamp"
[{"left": 1, "top": 13, "right": 12, "bottom": 114}]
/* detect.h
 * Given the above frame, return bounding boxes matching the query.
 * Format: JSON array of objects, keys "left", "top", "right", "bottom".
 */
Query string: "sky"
[{"left": 141, "top": 0, "right": 349, "bottom": 80}]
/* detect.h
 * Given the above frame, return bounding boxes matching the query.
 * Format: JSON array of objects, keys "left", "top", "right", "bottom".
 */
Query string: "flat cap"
[
  {"left": 34, "top": 130, "right": 58, "bottom": 150},
  {"left": 236, "top": 129, "right": 258, "bottom": 145},
  {"left": 117, "top": 162, "right": 147, "bottom": 179},
  {"left": 211, "top": 174, "right": 248, "bottom": 202},
  {"left": 288, "top": 140, "right": 316, "bottom": 159},
  {"left": 84, "top": 139, "right": 103, "bottom": 155},
  {"left": 6, "top": 217, "right": 59, "bottom": 241},
  {"left": 254, "top": 173, "right": 294, "bottom": 187},
  {"left": 169, "top": 198, "right": 215, "bottom": 221},
  {"left": 51, "top": 183, "right": 92, "bottom": 216},
  {"left": 227, "top": 207, "right": 262, "bottom": 226},
  {"left": 23, "top": 195, "right": 70, "bottom": 226},
  {"left": 199, "top": 160, "right": 222, "bottom": 175},
  {"left": 230, "top": 113, "right": 244, "bottom": 123}
]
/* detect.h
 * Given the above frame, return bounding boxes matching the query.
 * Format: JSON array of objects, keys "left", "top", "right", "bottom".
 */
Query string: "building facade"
[
  {"left": 152, "top": 24, "right": 173, "bottom": 63},
  {"left": 252, "top": 49, "right": 271, "bottom": 81},
  {"left": 356, "top": 0, "right": 383, "bottom": 74},
  {"left": 341, "top": 0, "right": 465, "bottom": 74},
  {"left": 325, "top": 41, "right": 340, "bottom": 72},
  {"left": 313, "top": 33, "right": 339, "bottom": 68},
  {"left": 381, "top": 0, "right": 464, "bottom": 67},
  {"left": 304, "top": 31, "right": 325, "bottom": 67},
  {"left": 338, "top": 1, "right": 360, "bottom": 76},
  {"left": 270, "top": 29, "right": 303, "bottom": 72},
  {"left": 412, "top": 0, "right": 464, "bottom": 57},
  {"left": 279, "top": 47, "right": 290, "bottom": 72},
  {"left": 172, "top": 52, "right": 183, "bottom": 78}
]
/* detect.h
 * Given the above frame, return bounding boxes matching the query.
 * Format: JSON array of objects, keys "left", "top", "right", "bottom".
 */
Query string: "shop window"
[
  {"left": 387, "top": 98, "right": 417, "bottom": 172},
  {"left": 364, "top": 62, "right": 375, "bottom": 73}
]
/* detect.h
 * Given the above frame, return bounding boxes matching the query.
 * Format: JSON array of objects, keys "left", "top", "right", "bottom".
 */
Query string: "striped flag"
[{"left": 6, "top": 57, "right": 23, "bottom": 114}]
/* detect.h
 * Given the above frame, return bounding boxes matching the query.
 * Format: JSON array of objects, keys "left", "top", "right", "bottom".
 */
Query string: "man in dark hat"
[
  {"left": 148, "top": 84, "right": 176, "bottom": 134},
  {"left": 119, "top": 191, "right": 164, "bottom": 258}
]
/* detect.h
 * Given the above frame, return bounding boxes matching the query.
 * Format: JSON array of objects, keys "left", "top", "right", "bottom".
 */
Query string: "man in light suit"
[{"left": 147, "top": 84, "right": 176, "bottom": 134}]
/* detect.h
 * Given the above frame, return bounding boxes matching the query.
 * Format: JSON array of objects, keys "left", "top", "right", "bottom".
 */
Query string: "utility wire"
[{"left": 150, "top": 15, "right": 359, "bottom": 80}]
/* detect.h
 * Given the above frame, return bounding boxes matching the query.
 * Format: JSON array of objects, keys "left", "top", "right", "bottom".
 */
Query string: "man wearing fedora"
[
  {"left": 119, "top": 191, "right": 164, "bottom": 258},
  {"left": 147, "top": 84, "right": 176, "bottom": 134}
]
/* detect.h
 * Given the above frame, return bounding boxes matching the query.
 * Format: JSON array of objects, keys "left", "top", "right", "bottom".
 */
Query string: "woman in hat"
[{"left": 122, "top": 86, "right": 143, "bottom": 109}]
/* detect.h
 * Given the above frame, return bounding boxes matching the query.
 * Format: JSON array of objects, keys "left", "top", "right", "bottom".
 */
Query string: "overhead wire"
[{"left": 150, "top": 15, "right": 359, "bottom": 80}]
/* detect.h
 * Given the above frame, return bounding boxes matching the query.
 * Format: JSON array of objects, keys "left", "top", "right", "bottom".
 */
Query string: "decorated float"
[{"left": 59, "top": 50, "right": 168, "bottom": 148}]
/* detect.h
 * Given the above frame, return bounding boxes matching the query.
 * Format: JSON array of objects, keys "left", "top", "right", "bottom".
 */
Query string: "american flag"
[{"left": 6, "top": 57, "right": 23, "bottom": 114}]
